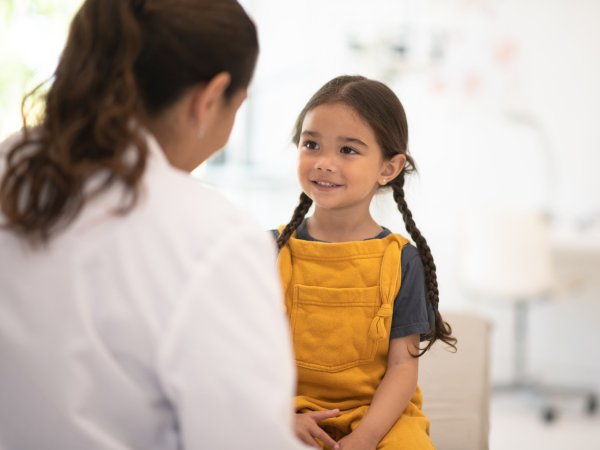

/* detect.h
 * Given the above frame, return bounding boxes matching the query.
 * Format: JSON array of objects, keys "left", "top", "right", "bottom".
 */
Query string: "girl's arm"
[{"left": 339, "top": 334, "right": 420, "bottom": 449}]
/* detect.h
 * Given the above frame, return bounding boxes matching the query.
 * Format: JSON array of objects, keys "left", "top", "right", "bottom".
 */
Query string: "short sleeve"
[{"left": 390, "top": 244, "right": 436, "bottom": 340}]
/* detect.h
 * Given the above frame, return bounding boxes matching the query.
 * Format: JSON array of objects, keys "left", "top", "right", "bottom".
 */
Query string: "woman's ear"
[
  {"left": 189, "top": 71, "right": 231, "bottom": 129},
  {"left": 378, "top": 154, "right": 406, "bottom": 186}
]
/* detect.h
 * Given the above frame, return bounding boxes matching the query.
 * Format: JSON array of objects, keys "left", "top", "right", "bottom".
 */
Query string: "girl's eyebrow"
[
  {"left": 301, "top": 130, "right": 368, "bottom": 148},
  {"left": 301, "top": 130, "right": 320, "bottom": 138},
  {"left": 339, "top": 136, "right": 368, "bottom": 148}
]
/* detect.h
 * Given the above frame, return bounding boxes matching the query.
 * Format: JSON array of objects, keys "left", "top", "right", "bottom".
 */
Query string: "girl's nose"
[{"left": 316, "top": 156, "right": 335, "bottom": 172}]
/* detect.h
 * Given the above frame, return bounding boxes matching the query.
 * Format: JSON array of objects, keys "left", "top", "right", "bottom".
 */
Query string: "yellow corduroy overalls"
[{"left": 278, "top": 231, "right": 434, "bottom": 449}]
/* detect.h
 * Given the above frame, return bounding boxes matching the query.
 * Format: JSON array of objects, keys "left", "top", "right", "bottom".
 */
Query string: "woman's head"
[
  {"left": 131, "top": 0, "right": 258, "bottom": 115},
  {"left": 1, "top": 0, "right": 258, "bottom": 243},
  {"left": 53, "top": 0, "right": 258, "bottom": 128},
  {"left": 292, "top": 75, "right": 416, "bottom": 178}
]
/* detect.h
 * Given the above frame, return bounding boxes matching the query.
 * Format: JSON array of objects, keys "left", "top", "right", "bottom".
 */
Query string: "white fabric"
[{"left": 0, "top": 132, "right": 308, "bottom": 450}]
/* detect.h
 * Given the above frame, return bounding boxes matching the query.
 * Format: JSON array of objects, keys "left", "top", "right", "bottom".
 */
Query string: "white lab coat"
[{"left": 0, "top": 131, "right": 308, "bottom": 450}]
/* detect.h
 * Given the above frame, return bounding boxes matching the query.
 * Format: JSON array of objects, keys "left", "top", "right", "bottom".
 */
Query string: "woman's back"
[
  {"left": 0, "top": 132, "right": 297, "bottom": 449},
  {"left": 0, "top": 1, "right": 311, "bottom": 447}
]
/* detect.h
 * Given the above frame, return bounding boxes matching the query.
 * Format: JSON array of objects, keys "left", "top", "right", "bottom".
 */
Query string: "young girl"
[{"left": 275, "top": 75, "right": 457, "bottom": 450}]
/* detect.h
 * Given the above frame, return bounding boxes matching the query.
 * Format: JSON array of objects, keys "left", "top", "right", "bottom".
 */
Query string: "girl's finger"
[
  {"left": 307, "top": 408, "right": 340, "bottom": 422},
  {"left": 311, "top": 427, "right": 340, "bottom": 450},
  {"left": 299, "top": 431, "right": 322, "bottom": 448},
  {"left": 300, "top": 435, "right": 321, "bottom": 449}
]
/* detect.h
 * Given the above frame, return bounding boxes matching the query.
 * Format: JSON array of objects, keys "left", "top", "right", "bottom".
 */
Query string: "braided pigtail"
[
  {"left": 391, "top": 175, "right": 457, "bottom": 354},
  {"left": 277, "top": 192, "right": 313, "bottom": 249}
]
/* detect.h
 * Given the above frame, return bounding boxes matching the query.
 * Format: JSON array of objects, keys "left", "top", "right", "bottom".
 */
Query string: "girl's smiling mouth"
[{"left": 312, "top": 179, "right": 343, "bottom": 190}]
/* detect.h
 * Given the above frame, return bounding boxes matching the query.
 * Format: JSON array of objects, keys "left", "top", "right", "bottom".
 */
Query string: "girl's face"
[{"left": 297, "top": 102, "right": 393, "bottom": 213}]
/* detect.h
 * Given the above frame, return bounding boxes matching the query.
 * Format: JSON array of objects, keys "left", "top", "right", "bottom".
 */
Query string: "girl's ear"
[
  {"left": 378, "top": 154, "right": 406, "bottom": 185},
  {"left": 189, "top": 71, "right": 231, "bottom": 128}
]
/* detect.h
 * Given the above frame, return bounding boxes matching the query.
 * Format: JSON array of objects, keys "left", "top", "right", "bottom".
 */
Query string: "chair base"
[
  {"left": 498, "top": 300, "right": 599, "bottom": 422},
  {"left": 492, "top": 379, "right": 598, "bottom": 423}
]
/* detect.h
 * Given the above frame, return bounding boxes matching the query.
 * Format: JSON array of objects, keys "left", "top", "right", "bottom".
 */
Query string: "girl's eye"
[
  {"left": 302, "top": 140, "right": 319, "bottom": 150},
  {"left": 340, "top": 146, "right": 358, "bottom": 155}
]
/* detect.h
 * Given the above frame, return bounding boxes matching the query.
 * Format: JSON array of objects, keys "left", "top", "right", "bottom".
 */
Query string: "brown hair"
[
  {"left": 277, "top": 75, "right": 456, "bottom": 355},
  {"left": 0, "top": 0, "right": 258, "bottom": 244}
]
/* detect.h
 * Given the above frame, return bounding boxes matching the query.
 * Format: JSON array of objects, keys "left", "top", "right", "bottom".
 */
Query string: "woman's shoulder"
[
  {"left": 141, "top": 137, "right": 258, "bottom": 237},
  {"left": 150, "top": 174, "right": 261, "bottom": 241}
]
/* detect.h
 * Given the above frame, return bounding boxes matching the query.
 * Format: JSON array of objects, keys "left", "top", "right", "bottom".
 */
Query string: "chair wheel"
[
  {"left": 586, "top": 394, "right": 597, "bottom": 415},
  {"left": 542, "top": 407, "right": 557, "bottom": 423}
]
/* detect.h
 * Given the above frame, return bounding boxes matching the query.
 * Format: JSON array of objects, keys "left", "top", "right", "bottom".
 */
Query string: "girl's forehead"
[{"left": 303, "top": 102, "right": 371, "bottom": 131}]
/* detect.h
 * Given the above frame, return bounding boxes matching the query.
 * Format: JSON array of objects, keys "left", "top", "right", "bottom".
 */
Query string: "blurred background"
[{"left": 1, "top": 0, "right": 599, "bottom": 448}]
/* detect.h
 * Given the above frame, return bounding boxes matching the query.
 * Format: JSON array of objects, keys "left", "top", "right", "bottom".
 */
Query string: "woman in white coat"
[{"left": 0, "top": 1, "right": 310, "bottom": 449}]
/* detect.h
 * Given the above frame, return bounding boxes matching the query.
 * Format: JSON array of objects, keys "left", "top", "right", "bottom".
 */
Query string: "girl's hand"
[
  {"left": 338, "top": 431, "right": 377, "bottom": 450},
  {"left": 294, "top": 409, "right": 340, "bottom": 449}
]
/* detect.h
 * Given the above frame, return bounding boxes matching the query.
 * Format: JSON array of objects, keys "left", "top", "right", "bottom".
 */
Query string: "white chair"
[
  {"left": 457, "top": 209, "right": 597, "bottom": 422},
  {"left": 420, "top": 311, "right": 491, "bottom": 450}
]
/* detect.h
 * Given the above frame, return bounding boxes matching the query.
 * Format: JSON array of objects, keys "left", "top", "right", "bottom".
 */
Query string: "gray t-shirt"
[{"left": 274, "top": 221, "right": 435, "bottom": 340}]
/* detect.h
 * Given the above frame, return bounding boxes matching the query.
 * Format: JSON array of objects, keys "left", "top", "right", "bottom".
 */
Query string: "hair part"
[
  {"left": 0, "top": 0, "right": 258, "bottom": 245},
  {"left": 279, "top": 75, "right": 456, "bottom": 354}
]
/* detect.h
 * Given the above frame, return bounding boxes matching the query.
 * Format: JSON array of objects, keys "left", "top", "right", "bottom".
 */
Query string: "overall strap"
[
  {"left": 368, "top": 237, "right": 403, "bottom": 341},
  {"left": 277, "top": 244, "right": 293, "bottom": 296},
  {"left": 275, "top": 226, "right": 293, "bottom": 295}
]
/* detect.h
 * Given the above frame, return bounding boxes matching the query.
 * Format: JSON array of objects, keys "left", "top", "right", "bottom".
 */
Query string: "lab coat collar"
[{"left": 142, "top": 129, "right": 171, "bottom": 168}]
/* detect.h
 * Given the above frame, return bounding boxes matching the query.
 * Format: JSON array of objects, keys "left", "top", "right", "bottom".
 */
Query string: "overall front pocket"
[{"left": 291, "top": 284, "right": 380, "bottom": 372}]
